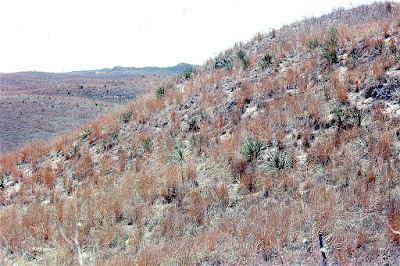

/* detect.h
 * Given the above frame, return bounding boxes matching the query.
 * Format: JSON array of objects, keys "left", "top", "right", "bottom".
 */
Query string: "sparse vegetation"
[{"left": 1, "top": 3, "right": 400, "bottom": 265}]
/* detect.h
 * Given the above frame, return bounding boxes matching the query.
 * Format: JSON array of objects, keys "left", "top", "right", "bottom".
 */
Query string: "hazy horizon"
[
  {"left": 0, "top": 62, "right": 193, "bottom": 74},
  {"left": 0, "top": 0, "right": 391, "bottom": 73}
]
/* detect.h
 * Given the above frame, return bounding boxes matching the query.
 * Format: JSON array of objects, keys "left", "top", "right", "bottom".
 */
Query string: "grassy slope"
[{"left": 1, "top": 2, "right": 400, "bottom": 265}]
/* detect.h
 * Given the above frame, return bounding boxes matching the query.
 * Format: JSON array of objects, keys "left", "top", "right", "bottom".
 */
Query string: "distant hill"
[{"left": 72, "top": 62, "right": 194, "bottom": 75}]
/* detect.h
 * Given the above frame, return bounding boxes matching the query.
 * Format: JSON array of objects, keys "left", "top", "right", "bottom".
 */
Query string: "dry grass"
[{"left": 1, "top": 2, "right": 400, "bottom": 265}]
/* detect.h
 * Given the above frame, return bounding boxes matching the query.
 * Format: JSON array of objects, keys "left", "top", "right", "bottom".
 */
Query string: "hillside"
[{"left": 1, "top": 2, "right": 400, "bottom": 265}]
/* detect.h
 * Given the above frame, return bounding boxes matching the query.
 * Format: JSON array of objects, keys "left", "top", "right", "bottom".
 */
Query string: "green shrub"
[
  {"left": 214, "top": 57, "right": 233, "bottom": 71},
  {"left": 156, "top": 86, "right": 166, "bottom": 99},
  {"left": 182, "top": 69, "right": 194, "bottom": 80},
  {"left": 351, "top": 107, "right": 367, "bottom": 127},
  {"left": 321, "top": 28, "right": 339, "bottom": 66},
  {"left": 139, "top": 138, "right": 153, "bottom": 154},
  {"left": 171, "top": 146, "right": 190, "bottom": 164},
  {"left": 350, "top": 52, "right": 359, "bottom": 63},
  {"left": 120, "top": 109, "right": 134, "bottom": 123},
  {"left": 0, "top": 177, "right": 7, "bottom": 188},
  {"left": 375, "top": 39, "right": 384, "bottom": 54},
  {"left": 196, "top": 109, "right": 207, "bottom": 120},
  {"left": 156, "top": 83, "right": 174, "bottom": 98},
  {"left": 224, "top": 58, "right": 233, "bottom": 71},
  {"left": 390, "top": 44, "right": 398, "bottom": 56},
  {"left": 81, "top": 128, "right": 93, "bottom": 139},
  {"left": 263, "top": 150, "right": 292, "bottom": 171},
  {"left": 241, "top": 137, "right": 266, "bottom": 163},
  {"left": 325, "top": 28, "right": 338, "bottom": 46},
  {"left": 100, "top": 134, "right": 120, "bottom": 152},
  {"left": 236, "top": 50, "right": 249, "bottom": 69},
  {"left": 259, "top": 53, "right": 274, "bottom": 69},
  {"left": 322, "top": 43, "right": 338, "bottom": 66},
  {"left": 187, "top": 116, "right": 198, "bottom": 132},
  {"left": 334, "top": 108, "right": 344, "bottom": 129},
  {"left": 69, "top": 144, "right": 80, "bottom": 157},
  {"left": 306, "top": 38, "right": 320, "bottom": 51}
]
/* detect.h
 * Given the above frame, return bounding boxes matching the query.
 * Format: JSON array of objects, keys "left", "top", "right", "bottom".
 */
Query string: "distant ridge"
[{"left": 72, "top": 62, "right": 194, "bottom": 75}]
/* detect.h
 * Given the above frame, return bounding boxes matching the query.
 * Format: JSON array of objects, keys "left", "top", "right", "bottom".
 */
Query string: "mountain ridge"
[{"left": 71, "top": 62, "right": 194, "bottom": 74}]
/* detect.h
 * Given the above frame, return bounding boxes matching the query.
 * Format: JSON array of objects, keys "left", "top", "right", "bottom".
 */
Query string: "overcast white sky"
[{"left": 0, "top": 0, "right": 391, "bottom": 73}]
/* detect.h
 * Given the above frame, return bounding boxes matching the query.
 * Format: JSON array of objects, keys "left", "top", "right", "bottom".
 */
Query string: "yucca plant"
[
  {"left": 223, "top": 57, "right": 234, "bottom": 71},
  {"left": 81, "top": 127, "right": 93, "bottom": 139},
  {"left": 100, "top": 134, "right": 120, "bottom": 152},
  {"left": 321, "top": 28, "right": 339, "bottom": 66},
  {"left": 214, "top": 57, "right": 233, "bottom": 71},
  {"left": 334, "top": 108, "right": 344, "bottom": 130},
  {"left": 69, "top": 144, "right": 80, "bottom": 157},
  {"left": 182, "top": 69, "right": 194, "bottom": 80},
  {"left": 187, "top": 116, "right": 198, "bottom": 132},
  {"left": 120, "top": 109, "right": 134, "bottom": 123},
  {"left": 140, "top": 138, "right": 153, "bottom": 154},
  {"left": 156, "top": 86, "right": 166, "bottom": 99},
  {"left": 236, "top": 50, "right": 249, "bottom": 69},
  {"left": 171, "top": 145, "right": 191, "bottom": 179},
  {"left": 241, "top": 137, "right": 266, "bottom": 163},
  {"left": 306, "top": 38, "right": 320, "bottom": 51},
  {"left": 172, "top": 146, "right": 190, "bottom": 164},
  {"left": 352, "top": 107, "right": 367, "bottom": 127},
  {"left": 263, "top": 150, "right": 292, "bottom": 171},
  {"left": 259, "top": 53, "right": 274, "bottom": 69},
  {"left": 375, "top": 39, "right": 384, "bottom": 54}
]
